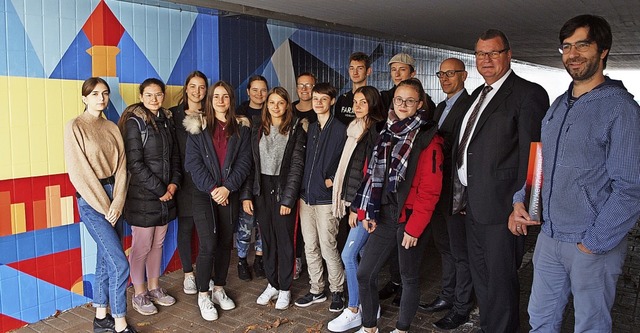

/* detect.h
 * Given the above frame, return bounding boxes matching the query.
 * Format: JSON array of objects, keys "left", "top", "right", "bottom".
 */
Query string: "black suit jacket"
[
  {"left": 433, "top": 89, "right": 470, "bottom": 215},
  {"left": 451, "top": 71, "right": 549, "bottom": 224}
]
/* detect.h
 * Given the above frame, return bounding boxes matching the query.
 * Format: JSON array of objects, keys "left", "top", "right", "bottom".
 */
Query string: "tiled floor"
[{"left": 12, "top": 223, "right": 640, "bottom": 333}]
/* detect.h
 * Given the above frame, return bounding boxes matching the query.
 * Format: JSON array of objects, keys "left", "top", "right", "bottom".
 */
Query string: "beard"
[{"left": 564, "top": 55, "right": 601, "bottom": 82}]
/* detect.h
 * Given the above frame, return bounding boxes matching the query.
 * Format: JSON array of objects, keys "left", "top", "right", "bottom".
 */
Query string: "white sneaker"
[
  {"left": 256, "top": 283, "right": 280, "bottom": 305},
  {"left": 198, "top": 294, "right": 218, "bottom": 321},
  {"left": 183, "top": 275, "right": 197, "bottom": 295},
  {"left": 328, "top": 308, "right": 362, "bottom": 332},
  {"left": 208, "top": 279, "right": 215, "bottom": 291},
  {"left": 211, "top": 288, "right": 236, "bottom": 310},
  {"left": 275, "top": 290, "right": 291, "bottom": 310}
]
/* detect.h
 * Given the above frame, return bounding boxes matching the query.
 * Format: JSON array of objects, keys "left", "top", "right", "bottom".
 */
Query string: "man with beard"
[{"left": 510, "top": 14, "right": 640, "bottom": 332}]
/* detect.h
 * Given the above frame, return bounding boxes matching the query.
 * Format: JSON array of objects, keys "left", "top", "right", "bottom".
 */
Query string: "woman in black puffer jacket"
[
  {"left": 118, "top": 78, "right": 181, "bottom": 316},
  {"left": 240, "top": 87, "right": 307, "bottom": 310}
]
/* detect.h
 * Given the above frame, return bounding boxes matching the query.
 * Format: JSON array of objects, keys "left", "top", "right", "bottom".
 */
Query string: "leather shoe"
[
  {"left": 378, "top": 281, "right": 401, "bottom": 300},
  {"left": 433, "top": 310, "right": 469, "bottom": 330},
  {"left": 419, "top": 296, "right": 453, "bottom": 312}
]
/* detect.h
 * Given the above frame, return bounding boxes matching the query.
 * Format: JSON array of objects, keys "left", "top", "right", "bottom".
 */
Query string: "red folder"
[{"left": 525, "top": 142, "right": 543, "bottom": 221}]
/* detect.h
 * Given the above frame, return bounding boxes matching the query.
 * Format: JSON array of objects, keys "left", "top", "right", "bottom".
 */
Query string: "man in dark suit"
[
  {"left": 451, "top": 30, "right": 549, "bottom": 332},
  {"left": 419, "top": 58, "right": 474, "bottom": 330}
]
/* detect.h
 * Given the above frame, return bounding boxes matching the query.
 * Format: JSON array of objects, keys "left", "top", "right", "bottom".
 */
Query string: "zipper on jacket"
[
  {"left": 305, "top": 123, "right": 322, "bottom": 203},
  {"left": 547, "top": 99, "right": 574, "bottom": 236}
]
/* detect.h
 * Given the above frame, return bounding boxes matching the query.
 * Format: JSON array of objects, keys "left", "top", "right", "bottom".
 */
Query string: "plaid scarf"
[{"left": 353, "top": 108, "right": 429, "bottom": 220}]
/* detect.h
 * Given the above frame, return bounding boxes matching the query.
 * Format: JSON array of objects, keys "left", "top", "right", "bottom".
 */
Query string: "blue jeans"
[
  {"left": 235, "top": 209, "right": 262, "bottom": 258},
  {"left": 528, "top": 231, "right": 626, "bottom": 332},
  {"left": 341, "top": 221, "right": 369, "bottom": 308},
  {"left": 77, "top": 184, "right": 129, "bottom": 318}
]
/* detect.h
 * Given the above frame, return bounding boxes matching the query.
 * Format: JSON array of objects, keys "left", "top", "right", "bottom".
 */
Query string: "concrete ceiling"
[{"left": 176, "top": 0, "right": 640, "bottom": 70}]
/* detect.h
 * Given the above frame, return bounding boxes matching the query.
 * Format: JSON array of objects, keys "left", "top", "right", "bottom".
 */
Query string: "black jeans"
[
  {"left": 357, "top": 207, "right": 428, "bottom": 331},
  {"left": 255, "top": 175, "right": 296, "bottom": 291},
  {"left": 191, "top": 193, "right": 236, "bottom": 291}
]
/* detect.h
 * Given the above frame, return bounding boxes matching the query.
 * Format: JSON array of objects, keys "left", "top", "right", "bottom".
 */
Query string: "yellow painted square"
[
  {"left": 11, "top": 203, "right": 26, "bottom": 234},
  {"left": 60, "top": 196, "right": 74, "bottom": 225}
]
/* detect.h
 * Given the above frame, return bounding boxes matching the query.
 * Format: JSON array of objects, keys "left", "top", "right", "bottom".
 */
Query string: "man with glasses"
[
  {"left": 451, "top": 29, "right": 548, "bottom": 332},
  {"left": 510, "top": 15, "right": 640, "bottom": 332},
  {"left": 419, "top": 58, "right": 473, "bottom": 330},
  {"left": 293, "top": 72, "right": 317, "bottom": 124}
]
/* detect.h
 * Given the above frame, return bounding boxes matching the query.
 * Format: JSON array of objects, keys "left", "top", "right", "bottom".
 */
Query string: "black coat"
[
  {"left": 240, "top": 118, "right": 308, "bottom": 208},
  {"left": 451, "top": 72, "right": 549, "bottom": 222},
  {"left": 432, "top": 90, "right": 469, "bottom": 215},
  {"left": 183, "top": 114, "right": 252, "bottom": 196},
  {"left": 123, "top": 105, "right": 182, "bottom": 227},
  {"left": 340, "top": 122, "right": 382, "bottom": 203},
  {"left": 170, "top": 104, "right": 201, "bottom": 218}
]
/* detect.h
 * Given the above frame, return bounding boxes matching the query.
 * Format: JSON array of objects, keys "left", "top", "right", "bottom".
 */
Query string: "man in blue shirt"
[
  {"left": 510, "top": 14, "right": 640, "bottom": 332},
  {"left": 420, "top": 58, "right": 473, "bottom": 331}
]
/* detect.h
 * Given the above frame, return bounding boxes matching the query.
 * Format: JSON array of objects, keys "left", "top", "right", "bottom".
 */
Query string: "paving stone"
[{"left": 12, "top": 222, "right": 640, "bottom": 332}]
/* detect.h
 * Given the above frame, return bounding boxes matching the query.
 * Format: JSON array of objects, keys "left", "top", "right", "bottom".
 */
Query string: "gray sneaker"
[
  {"left": 148, "top": 287, "right": 176, "bottom": 306},
  {"left": 132, "top": 292, "right": 158, "bottom": 315}
]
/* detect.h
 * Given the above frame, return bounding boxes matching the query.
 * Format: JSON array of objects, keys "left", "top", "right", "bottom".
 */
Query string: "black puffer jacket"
[
  {"left": 240, "top": 118, "right": 308, "bottom": 208},
  {"left": 340, "top": 122, "right": 382, "bottom": 203},
  {"left": 123, "top": 105, "right": 182, "bottom": 227}
]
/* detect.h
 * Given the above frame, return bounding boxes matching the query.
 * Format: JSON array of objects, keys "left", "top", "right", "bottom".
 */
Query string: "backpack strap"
[{"left": 128, "top": 116, "right": 148, "bottom": 148}]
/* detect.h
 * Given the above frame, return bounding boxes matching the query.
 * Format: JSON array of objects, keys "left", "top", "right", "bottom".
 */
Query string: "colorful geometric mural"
[{"left": 0, "top": 0, "right": 565, "bottom": 331}]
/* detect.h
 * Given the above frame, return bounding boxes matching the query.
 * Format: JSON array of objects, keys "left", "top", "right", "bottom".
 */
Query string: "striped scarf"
[{"left": 353, "top": 108, "right": 429, "bottom": 220}]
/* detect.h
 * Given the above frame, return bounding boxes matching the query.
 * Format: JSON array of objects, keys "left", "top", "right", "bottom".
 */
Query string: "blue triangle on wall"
[
  {"left": 116, "top": 32, "right": 160, "bottom": 84},
  {"left": 49, "top": 32, "right": 92, "bottom": 80},
  {"left": 167, "top": 13, "right": 219, "bottom": 86}
]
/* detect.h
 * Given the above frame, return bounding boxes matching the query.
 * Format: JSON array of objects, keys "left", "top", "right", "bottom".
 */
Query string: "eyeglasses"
[
  {"left": 297, "top": 83, "right": 314, "bottom": 89},
  {"left": 474, "top": 49, "right": 509, "bottom": 59},
  {"left": 435, "top": 70, "right": 465, "bottom": 78},
  {"left": 393, "top": 97, "right": 418, "bottom": 107},
  {"left": 142, "top": 93, "right": 164, "bottom": 99},
  {"left": 558, "top": 40, "right": 592, "bottom": 54}
]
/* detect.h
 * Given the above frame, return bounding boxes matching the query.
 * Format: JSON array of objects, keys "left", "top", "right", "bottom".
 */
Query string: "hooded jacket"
[
  {"left": 123, "top": 105, "right": 181, "bottom": 227},
  {"left": 514, "top": 78, "right": 640, "bottom": 254},
  {"left": 240, "top": 117, "right": 308, "bottom": 208}
]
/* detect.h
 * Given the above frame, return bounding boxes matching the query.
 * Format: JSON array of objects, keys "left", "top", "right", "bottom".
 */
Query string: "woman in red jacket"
[{"left": 352, "top": 78, "right": 444, "bottom": 333}]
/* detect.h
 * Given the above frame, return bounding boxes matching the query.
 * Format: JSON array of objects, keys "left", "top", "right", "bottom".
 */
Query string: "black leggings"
[
  {"left": 177, "top": 216, "right": 195, "bottom": 273},
  {"left": 254, "top": 175, "right": 296, "bottom": 291}
]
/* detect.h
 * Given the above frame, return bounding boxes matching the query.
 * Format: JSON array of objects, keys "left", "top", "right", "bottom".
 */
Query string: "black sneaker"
[
  {"left": 253, "top": 255, "right": 266, "bottom": 279},
  {"left": 294, "top": 292, "right": 327, "bottom": 307},
  {"left": 93, "top": 313, "right": 115, "bottom": 333},
  {"left": 378, "top": 281, "right": 401, "bottom": 300},
  {"left": 116, "top": 325, "right": 138, "bottom": 333},
  {"left": 238, "top": 257, "right": 252, "bottom": 281},
  {"left": 329, "top": 292, "right": 345, "bottom": 312}
]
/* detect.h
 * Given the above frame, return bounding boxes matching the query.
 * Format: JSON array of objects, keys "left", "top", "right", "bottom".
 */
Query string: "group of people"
[{"left": 63, "top": 13, "right": 639, "bottom": 333}]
